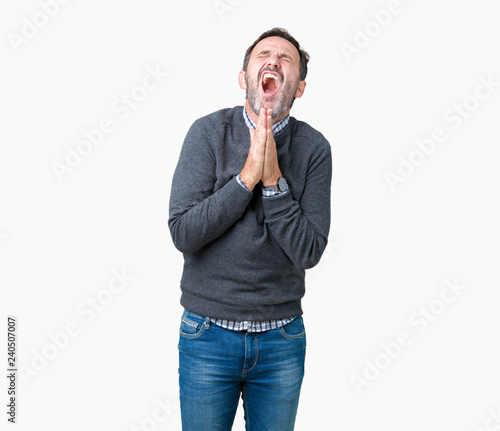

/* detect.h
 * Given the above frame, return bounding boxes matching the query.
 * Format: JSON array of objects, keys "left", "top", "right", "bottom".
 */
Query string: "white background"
[{"left": 1, "top": 0, "right": 500, "bottom": 430}]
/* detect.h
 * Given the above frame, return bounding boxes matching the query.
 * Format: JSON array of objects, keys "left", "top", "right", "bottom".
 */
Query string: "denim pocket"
[
  {"left": 279, "top": 316, "right": 306, "bottom": 340},
  {"left": 179, "top": 309, "right": 208, "bottom": 339}
]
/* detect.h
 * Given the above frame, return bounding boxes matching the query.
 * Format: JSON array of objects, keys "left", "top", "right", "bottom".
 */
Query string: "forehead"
[{"left": 251, "top": 36, "right": 300, "bottom": 62}]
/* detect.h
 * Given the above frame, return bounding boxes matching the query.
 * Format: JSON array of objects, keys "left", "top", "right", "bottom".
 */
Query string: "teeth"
[{"left": 263, "top": 73, "right": 278, "bottom": 84}]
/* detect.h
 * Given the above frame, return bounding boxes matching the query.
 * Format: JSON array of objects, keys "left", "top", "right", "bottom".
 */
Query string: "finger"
[
  {"left": 257, "top": 108, "right": 266, "bottom": 131},
  {"left": 266, "top": 111, "right": 273, "bottom": 145},
  {"left": 257, "top": 115, "right": 268, "bottom": 143}
]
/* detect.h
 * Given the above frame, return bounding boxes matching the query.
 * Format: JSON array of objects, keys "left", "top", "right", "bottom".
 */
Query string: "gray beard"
[{"left": 246, "top": 76, "right": 299, "bottom": 120}]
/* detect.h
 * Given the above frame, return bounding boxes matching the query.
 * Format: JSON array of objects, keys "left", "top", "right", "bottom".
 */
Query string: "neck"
[{"left": 245, "top": 100, "right": 290, "bottom": 125}]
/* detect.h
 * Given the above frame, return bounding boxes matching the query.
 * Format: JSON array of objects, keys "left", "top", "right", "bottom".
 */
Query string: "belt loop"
[{"left": 204, "top": 317, "right": 211, "bottom": 330}]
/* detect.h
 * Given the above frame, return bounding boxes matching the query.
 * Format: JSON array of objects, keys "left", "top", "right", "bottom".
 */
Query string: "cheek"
[
  {"left": 284, "top": 66, "right": 299, "bottom": 82},
  {"left": 249, "top": 61, "right": 265, "bottom": 76},
  {"left": 249, "top": 69, "right": 262, "bottom": 87}
]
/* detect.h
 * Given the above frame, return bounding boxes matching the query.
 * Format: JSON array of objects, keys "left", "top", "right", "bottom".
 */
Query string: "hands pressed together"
[{"left": 240, "top": 108, "right": 282, "bottom": 191}]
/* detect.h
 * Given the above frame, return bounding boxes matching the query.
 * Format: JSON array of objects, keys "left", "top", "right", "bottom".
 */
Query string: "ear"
[
  {"left": 238, "top": 71, "right": 247, "bottom": 90},
  {"left": 294, "top": 80, "right": 306, "bottom": 99}
]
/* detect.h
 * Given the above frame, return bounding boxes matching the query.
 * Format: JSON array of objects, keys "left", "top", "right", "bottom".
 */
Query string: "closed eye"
[
  {"left": 256, "top": 50, "right": 293, "bottom": 62},
  {"left": 257, "top": 50, "right": 272, "bottom": 58}
]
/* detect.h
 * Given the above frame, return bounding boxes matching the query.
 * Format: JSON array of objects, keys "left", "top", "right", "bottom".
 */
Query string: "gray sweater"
[{"left": 168, "top": 106, "right": 332, "bottom": 321}]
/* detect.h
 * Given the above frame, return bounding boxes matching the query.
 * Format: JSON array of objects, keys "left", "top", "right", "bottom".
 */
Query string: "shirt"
[{"left": 209, "top": 107, "right": 294, "bottom": 333}]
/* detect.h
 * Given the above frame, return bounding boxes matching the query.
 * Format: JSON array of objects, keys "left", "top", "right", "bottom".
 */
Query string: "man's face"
[{"left": 239, "top": 36, "right": 306, "bottom": 121}]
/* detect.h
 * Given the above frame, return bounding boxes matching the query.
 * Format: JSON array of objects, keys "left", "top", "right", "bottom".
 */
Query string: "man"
[{"left": 169, "top": 28, "right": 332, "bottom": 430}]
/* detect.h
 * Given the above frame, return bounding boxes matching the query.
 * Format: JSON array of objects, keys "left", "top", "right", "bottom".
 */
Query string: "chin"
[{"left": 260, "top": 99, "right": 275, "bottom": 109}]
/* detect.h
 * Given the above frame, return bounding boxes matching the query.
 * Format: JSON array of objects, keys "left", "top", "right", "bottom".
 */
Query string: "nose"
[{"left": 266, "top": 54, "right": 280, "bottom": 69}]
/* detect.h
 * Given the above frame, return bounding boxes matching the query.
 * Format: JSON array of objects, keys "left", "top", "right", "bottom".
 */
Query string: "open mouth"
[{"left": 261, "top": 71, "right": 280, "bottom": 98}]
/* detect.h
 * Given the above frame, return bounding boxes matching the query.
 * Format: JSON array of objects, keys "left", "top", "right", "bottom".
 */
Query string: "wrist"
[
  {"left": 240, "top": 170, "right": 258, "bottom": 191},
  {"left": 262, "top": 176, "right": 289, "bottom": 193},
  {"left": 262, "top": 174, "right": 282, "bottom": 188}
]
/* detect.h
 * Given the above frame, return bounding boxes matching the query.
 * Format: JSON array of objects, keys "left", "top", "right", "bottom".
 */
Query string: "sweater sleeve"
[
  {"left": 168, "top": 119, "right": 253, "bottom": 254},
  {"left": 262, "top": 141, "right": 332, "bottom": 270}
]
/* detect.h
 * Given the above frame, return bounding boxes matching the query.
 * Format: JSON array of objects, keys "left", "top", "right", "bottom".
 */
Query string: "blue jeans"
[{"left": 178, "top": 309, "right": 306, "bottom": 431}]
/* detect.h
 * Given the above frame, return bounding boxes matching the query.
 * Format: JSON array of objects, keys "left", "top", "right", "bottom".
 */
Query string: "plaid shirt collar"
[{"left": 242, "top": 106, "right": 289, "bottom": 136}]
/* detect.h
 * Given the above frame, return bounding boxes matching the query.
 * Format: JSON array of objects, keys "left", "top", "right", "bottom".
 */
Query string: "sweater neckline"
[{"left": 237, "top": 105, "right": 293, "bottom": 140}]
